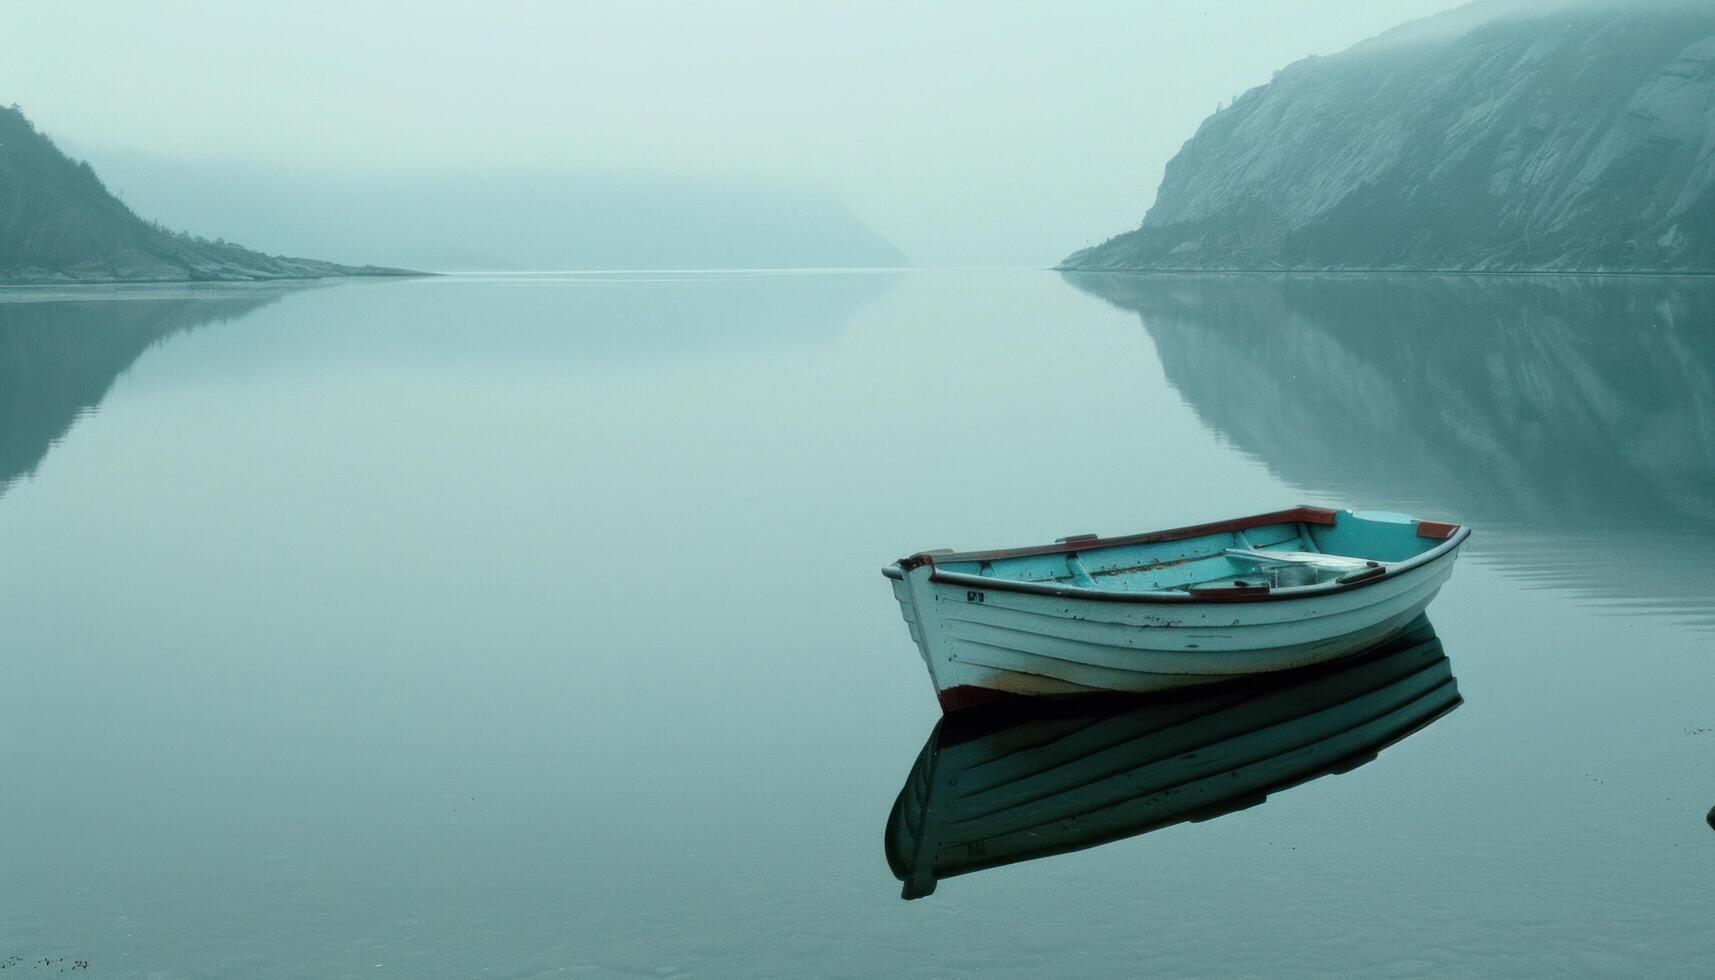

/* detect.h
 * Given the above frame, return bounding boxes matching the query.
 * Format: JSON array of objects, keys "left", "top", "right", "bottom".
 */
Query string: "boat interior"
[{"left": 931, "top": 510, "right": 1456, "bottom": 595}]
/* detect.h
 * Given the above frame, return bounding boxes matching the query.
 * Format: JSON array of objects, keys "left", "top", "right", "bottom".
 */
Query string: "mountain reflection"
[
  {"left": 885, "top": 617, "right": 1458, "bottom": 899},
  {"left": 1065, "top": 272, "right": 1715, "bottom": 624},
  {"left": 0, "top": 287, "right": 285, "bottom": 496}
]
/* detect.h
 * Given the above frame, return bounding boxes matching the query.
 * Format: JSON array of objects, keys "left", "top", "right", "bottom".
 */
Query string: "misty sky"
[{"left": 6, "top": 1, "right": 1465, "bottom": 266}]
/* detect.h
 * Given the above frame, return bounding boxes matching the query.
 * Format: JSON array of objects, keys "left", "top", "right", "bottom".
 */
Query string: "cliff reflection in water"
[
  {"left": 885, "top": 618, "right": 1458, "bottom": 899},
  {"left": 1065, "top": 272, "right": 1715, "bottom": 624},
  {"left": 0, "top": 271, "right": 900, "bottom": 502},
  {"left": 0, "top": 287, "right": 285, "bottom": 497}
]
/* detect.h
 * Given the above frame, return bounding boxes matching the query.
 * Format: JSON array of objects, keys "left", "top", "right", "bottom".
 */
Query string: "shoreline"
[{"left": 0, "top": 270, "right": 433, "bottom": 289}]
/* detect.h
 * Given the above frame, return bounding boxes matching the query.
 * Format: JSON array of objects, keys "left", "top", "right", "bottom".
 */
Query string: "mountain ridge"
[{"left": 71, "top": 150, "right": 909, "bottom": 272}]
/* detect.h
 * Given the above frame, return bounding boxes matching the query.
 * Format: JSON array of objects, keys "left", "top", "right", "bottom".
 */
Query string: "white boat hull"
[{"left": 890, "top": 544, "right": 1459, "bottom": 709}]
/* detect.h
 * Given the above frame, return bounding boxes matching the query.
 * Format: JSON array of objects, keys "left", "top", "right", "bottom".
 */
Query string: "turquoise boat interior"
[{"left": 921, "top": 508, "right": 1461, "bottom": 595}]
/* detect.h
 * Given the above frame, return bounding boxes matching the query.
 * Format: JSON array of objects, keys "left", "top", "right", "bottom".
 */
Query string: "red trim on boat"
[
  {"left": 1415, "top": 520, "right": 1459, "bottom": 539},
  {"left": 936, "top": 685, "right": 1017, "bottom": 713}
]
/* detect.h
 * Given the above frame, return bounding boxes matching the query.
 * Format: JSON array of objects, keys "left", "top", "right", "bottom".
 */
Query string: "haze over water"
[{"left": 2, "top": 271, "right": 1711, "bottom": 976}]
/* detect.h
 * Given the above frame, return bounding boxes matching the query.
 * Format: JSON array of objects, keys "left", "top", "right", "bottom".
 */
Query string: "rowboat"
[
  {"left": 883, "top": 506, "right": 1467, "bottom": 711},
  {"left": 885, "top": 616, "right": 1460, "bottom": 898}
]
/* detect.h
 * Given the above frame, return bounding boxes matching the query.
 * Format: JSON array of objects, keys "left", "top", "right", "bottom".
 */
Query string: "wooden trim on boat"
[
  {"left": 1415, "top": 520, "right": 1459, "bottom": 539},
  {"left": 902, "top": 506, "right": 1339, "bottom": 567},
  {"left": 910, "top": 526, "right": 1470, "bottom": 604}
]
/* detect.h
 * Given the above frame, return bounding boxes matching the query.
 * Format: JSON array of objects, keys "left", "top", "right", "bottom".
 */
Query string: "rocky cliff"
[
  {"left": 1063, "top": 1, "right": 1715, "bottom": 272},
  {"left": 0, "top": 105, "right": 413, "bottom": 283}
]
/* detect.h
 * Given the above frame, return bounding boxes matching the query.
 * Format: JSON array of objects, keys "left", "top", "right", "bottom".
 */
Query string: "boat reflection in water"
[{"left": 884, "top": 617, "right": 1458, "bottom": 899}]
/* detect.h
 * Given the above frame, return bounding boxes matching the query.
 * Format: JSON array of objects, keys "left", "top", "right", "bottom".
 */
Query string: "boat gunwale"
[
  {"left": 902, "top": 506, "right": 1343, "bottom": 567},
  {"left": 882, "top": 509, "right": 1468, "bottom": 605}
]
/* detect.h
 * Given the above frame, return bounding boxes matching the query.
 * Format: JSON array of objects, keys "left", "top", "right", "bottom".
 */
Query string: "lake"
[{"left": 2, "top": 269, "right": 1712, "bottom": 977}]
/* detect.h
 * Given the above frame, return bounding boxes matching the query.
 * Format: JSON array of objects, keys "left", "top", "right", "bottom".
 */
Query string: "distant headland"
[{"left": 0, "top": 104, "right": 418, "bottom": 284}]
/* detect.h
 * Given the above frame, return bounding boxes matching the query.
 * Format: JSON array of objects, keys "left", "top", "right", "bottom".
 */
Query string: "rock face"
[
  {"left": 1063, "top": 1, "right": 1715, "bottom": 272},
  {"left": 0, "top": 106, "right": 413, "bottom": 283}
]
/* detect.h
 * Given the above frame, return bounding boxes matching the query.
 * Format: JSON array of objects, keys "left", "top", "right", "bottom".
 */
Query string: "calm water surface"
[{"left": 2, "top": 270, "right": 1712, "bottom": 976}]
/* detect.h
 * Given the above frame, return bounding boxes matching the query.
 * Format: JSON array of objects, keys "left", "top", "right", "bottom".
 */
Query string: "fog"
[{"left": 5, "top": 1, "right": 1469, "bottom": 267}]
